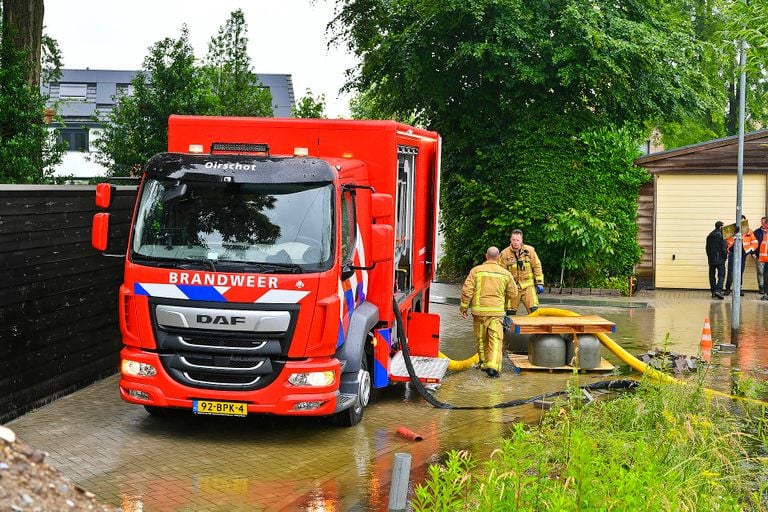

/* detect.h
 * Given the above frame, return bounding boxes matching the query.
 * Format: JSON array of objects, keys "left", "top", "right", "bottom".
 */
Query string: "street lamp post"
[{"left": 732, "top": 37, "right": 747, "bottom": 335}]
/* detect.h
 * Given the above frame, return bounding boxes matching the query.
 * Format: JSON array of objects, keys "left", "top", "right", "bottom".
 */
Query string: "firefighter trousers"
[
  {"left": 473, "top": 315, "right": 503, "bottom": 372},
  {"left": 509, "top": 285, "right": 539, "bottom": 313}
]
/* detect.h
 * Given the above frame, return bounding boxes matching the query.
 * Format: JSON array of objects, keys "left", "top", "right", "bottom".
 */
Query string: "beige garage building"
[{"left": 634, "top": 130, "right": 768, "bottom": 290}]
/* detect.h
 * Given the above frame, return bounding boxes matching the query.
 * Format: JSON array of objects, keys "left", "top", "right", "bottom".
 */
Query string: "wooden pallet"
[
  {"left": 511, "top": 315, "right": 616, "bottom": 335},
  {"left": 509, "top": 353, "right": 614, "bottom": 372}
]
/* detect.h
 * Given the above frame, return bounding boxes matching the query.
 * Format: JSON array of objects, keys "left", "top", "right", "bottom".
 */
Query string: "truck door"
[{"left": 395, "top": 146, "right": 417, "bottom": 299}]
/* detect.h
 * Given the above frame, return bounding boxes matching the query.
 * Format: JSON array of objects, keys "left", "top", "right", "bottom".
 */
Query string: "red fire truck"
[{"left": 92, "top": 116, "right": 447, "bottom": 426}]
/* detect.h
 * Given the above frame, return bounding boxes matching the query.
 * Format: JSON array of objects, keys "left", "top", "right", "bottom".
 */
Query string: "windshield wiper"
[
  {"left": 238, "top": 261, "right": 303, "bottom": 274},
  {"left": 179, "top": 258, "right": 217, "bottom": 272},
  {"left": 131, "top": 253, "right": 178, "bottom": 268},
  {"left": 132, "top": 253, "right": 219, "bottom": 271}
]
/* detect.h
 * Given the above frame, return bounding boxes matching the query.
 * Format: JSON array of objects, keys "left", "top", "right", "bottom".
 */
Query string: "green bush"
[
  {"left": 413, "top": 378, "right": 764, "bottom": 511},
  {"left": 440, "top": 123, "right": 650, "bottom": 287}
]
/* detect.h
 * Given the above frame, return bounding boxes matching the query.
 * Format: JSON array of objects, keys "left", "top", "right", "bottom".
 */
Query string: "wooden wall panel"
[
  {"left": 0, "top": 185, "right": 137, "bottom": 424},
  {"left": 636, "top": 181, "right": 654, "bottom": 287}
]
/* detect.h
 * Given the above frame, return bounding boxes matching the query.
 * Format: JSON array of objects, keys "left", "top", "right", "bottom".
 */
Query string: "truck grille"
[{"left": 150, "top": 299, "right": 297, "bottom": 391}]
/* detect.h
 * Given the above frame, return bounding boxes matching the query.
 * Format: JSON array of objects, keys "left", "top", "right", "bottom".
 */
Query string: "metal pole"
[
  {"left": 388, "top": 452, "right": 412, "bottom": 511},
  {"left": 732, "top": 36, "right": 747, "bottom": 333}
]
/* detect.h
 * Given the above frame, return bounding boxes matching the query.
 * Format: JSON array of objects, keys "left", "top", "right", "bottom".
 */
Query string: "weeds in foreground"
[{"left": 413, "top": 377, "right": 768, "bottom": 511}]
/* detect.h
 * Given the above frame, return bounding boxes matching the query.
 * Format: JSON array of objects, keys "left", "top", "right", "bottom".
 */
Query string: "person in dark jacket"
[{"left": 706, "top": 221, "right": 727, "bottom": 299}]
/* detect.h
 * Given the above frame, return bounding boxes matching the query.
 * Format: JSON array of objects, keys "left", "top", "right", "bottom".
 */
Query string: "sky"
[{"left": 43, "top": 0, "right": 358, "bottom": 118}]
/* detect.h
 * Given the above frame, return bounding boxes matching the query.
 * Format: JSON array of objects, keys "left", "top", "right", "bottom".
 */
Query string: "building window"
[
  {"left": 59, "top": 83, "right": 87, "bottom": 99},
  {"left": 116, "top": 83, "right": 134, "bottom": 97},
  {"left": 58, "top": 128, "right": 89, "bottom": 152}
]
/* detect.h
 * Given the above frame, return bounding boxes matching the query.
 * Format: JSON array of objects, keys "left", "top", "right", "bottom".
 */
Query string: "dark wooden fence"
[{"left": 0, "top": 185, "right": 137, "bottom": 424}]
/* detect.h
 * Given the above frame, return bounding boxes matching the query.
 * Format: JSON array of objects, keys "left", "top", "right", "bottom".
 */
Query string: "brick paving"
[{"left": 6, "top": 284, "right": 768, "bottom": 511}]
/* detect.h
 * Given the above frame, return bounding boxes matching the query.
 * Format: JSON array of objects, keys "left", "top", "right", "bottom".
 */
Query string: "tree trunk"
[{"left": 2, "top": 0, "right": 44, "bottom": 87}]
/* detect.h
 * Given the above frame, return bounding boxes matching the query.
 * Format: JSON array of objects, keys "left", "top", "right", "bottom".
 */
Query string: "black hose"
[{"left": 393, "top": 298, "right": 638, "bottom": 410}]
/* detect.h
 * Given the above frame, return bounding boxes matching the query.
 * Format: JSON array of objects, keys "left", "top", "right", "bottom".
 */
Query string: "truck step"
[
  {"left": 334, "top": 393, "right": 357, "bottom": 412},
  {"left": 389, "top": 351, "right": 449, "bottom": 384}
]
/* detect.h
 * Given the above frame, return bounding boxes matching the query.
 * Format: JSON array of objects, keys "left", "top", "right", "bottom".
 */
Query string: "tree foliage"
[
  {"left": 652, "top": 0, "right": 768, "bottom": 150},
  {"left": 203, "top": 9, "right": 272, "bottom": 117},
  {"left": 544, "top": 208, "right": 619, "bottom": 287},
  {"left": 96, "top": 11, "right": 275, "bottom": 176},
  {"left": 292, "top": 88, "right": 326, "bottom": 118},
  {"left": 718, "top": 0, "right": 768, "bottom": 134},
  {"left": 93, "top": 27, "right": 211, "bottom": 176},
  {"left": 332, "top": 0, "right": 686, "bottom": 282},
  {"left": 332, "top": 0, "right": 719, "bottom": 132}
]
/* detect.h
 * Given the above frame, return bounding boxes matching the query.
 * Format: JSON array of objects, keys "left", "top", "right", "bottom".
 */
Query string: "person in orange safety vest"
[
  {"left": 760, "top": 230, "right": 768, "bottom": 301},
  {"left": 725, "top": 215, "right": 757, "bottom": 296},
  {"left": 755, "top": 216, "right": 768, "bottom": 294},
  {"left": 459, "top": 247, "right": 519, "bottom": 378}
]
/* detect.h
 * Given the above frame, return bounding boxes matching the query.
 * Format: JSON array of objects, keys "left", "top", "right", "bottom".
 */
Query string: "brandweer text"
[{"left": 169, "top": 272, "right": 278, "bottom": 288}]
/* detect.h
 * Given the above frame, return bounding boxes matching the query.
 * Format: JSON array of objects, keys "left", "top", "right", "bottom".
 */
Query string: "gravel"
[{"left": 0, "top": 426, "right": 120, "bottom": 512}]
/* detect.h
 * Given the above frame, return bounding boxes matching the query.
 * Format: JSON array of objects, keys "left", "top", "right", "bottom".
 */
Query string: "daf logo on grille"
[
  {"left": 196, "top": 314, "right": 246, "bottom": 326},
  {"left": 156, "top": 305, "right": 291, "bottom": 332}
]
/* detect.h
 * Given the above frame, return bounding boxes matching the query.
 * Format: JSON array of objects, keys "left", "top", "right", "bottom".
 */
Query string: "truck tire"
[
  {"left": 144, "top": 405, "right": 167, "bottom": 417},
  {"left": 333, "top": 354, "right": 371, "bottom": 427},
  {"left": 144, "top": 405, "right": 183, "bottom": 418}
]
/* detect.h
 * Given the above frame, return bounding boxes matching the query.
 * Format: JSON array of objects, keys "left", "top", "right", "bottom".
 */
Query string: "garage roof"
[{"left": 635, "top": 129, "right": 768, "bottom": 174}]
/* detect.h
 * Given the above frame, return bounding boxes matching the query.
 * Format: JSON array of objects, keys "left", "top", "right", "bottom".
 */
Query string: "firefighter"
[
  {"left": 459, "top": 247, "right": 519, "bottom": 378},
  {"left": 499, "top": 229, "right": 544, "bottom": 315}
]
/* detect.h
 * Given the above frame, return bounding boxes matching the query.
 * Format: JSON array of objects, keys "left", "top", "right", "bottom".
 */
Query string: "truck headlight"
[
  {"left": 288, "top": 371, "right": 335, "bottom": 387},
  {"left": 121, "top": 359, "right": 157, "bottom": 377}
]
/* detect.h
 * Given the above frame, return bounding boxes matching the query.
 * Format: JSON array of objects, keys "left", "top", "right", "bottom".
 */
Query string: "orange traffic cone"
[{"left": 700, "top": 317, "right": 713, "bottom": 350}]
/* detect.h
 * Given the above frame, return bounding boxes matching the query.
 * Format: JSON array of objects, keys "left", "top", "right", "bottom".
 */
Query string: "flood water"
[
  {"left": 291, "top": 290, "right": 768, "bottom": 510},
  {"left": 8, "top": 289, "right": 768, "bottom": 511}
]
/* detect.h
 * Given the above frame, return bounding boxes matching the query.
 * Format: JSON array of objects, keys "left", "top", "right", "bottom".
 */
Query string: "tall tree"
[
  {"left": 203, "top": 9, "right": 272, "bottom": 117},
  {"left": 2, "top": 0, "right": 43, "bottom": 87},
  {"left": 331, "top": 0, "right": 709, "bottom": 279},
  {"left": 653, "top": 0, "right": 768, "bottom": 149},
  {"left": 292, "top": 88, "right": 326, "bottom": 118},
  {"left": 720, "top": 0, "right": 768, "bottom": 133},
  {"left": 0, "top": 0, "right": 63, "bottom": 183},
  {"left": 93, "top": 26, "right": 213, "bottom": 176}
]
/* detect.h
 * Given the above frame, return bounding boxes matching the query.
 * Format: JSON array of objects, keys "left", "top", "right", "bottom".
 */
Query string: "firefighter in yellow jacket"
[
  {"left": 499, "top": 229, "right": 544, "bottom": 314},
  {"left": 459, "top": 247, "right": 519, "bottom": 378}
]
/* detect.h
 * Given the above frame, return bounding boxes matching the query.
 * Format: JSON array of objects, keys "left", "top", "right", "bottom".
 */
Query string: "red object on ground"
[
  {"left": 700, "top": 317, "right": 713, "bottom": 350},
  {"left": 396, "top": 427, "right": 424, "bottom": 441}
]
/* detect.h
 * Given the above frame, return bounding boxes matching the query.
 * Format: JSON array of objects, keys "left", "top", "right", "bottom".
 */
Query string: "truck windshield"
[{"left": 131, "top": 179, "right": 334, "bottom": 273}]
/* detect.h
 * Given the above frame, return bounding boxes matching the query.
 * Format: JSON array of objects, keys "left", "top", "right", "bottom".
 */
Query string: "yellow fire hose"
[
  {"left": 439, "top": 351, "right": 478, "bottom": 371},
  {"left": 439, "top": 307, "right": 768, "bottom": 406}
]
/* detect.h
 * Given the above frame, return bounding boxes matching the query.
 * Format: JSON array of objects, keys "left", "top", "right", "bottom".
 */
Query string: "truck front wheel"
[{"left": 333, "top": 356, "right": 371, "bottom": 427}]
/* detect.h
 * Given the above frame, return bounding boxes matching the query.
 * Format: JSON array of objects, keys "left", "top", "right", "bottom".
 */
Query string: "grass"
[{"left": 412, "top": 373, "right": 768, "bottom": 511}]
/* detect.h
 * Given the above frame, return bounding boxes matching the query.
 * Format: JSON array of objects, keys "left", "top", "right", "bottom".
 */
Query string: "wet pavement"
[{"left": 6, "top": 283, "right": 768, "bottom": 511}]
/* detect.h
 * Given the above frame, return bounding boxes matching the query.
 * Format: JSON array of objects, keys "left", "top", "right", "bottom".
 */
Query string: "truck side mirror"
[
  {"left": 370, "top": 224, "right": 394, "bottom": 263},
  {"left": 95, "top": 183, "right": 114, "bottom": 209},
  {"left": 341, "top": 263, "right": 355, "bottom": 281},
  {"left": 370, "top": 193, "right": 393, "bottom": 219},
  {"left": 92, "top": 212, "right": 111, "bottom": 251}
]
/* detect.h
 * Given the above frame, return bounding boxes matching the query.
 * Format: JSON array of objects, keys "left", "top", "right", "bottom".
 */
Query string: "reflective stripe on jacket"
[
  {"left": 743, "top": 230, "right": 758, "bottom": 254},
  {"left": 727, "top": 232, "right": 759, "bottom": 254},
  {"left": 760, "top": 238, "right": 768, "bottom": 263},
  {"left": 460, "top": 262, "right": 519, "bottom": 316},
  {"left": 499, "top": 244, "right": 544, "bottom": 289}
]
